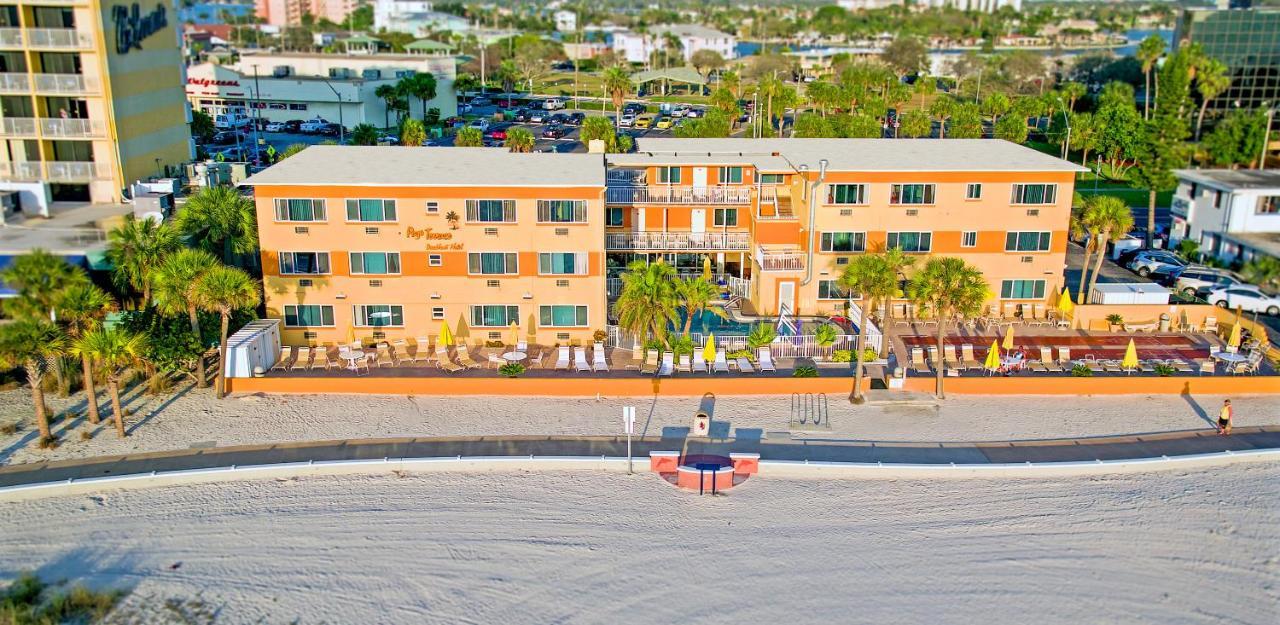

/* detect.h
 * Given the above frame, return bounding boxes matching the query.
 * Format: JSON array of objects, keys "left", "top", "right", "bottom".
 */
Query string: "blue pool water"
[{"left": 673, "top": 310, "right": 855, "bottom": 337}]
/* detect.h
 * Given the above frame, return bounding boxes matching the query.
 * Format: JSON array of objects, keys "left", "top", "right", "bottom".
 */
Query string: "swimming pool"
[{"left": 673, "top": 310, "right": 855, "bottom": 337}]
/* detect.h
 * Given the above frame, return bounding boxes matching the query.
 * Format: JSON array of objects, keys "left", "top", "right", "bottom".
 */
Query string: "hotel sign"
[
  {"left": 406, "top": 226, "right": 461, "bottom": 251},
  {"left": 112, "top": 3, "right": 168, "bottom": 55}
]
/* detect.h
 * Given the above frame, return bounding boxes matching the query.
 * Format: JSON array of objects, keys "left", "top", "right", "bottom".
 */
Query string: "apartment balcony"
[
  {"left": 34, "top": 73, "right": 98, "bottom": 95},
  {"left": 605, "top": 185, "right": 754, "bottom": 205},
  {"left": 0, "top": 160, "right": 111, "bottom": 182},
  {"left": 755, "top": 247, "right": 806, "bottom": 272},
  {"left": 0, "top": 0, "right": 90, "bottom": 5},
  {"left": 605, "top": 231, "right": 750, "bottom": 251},
  {"left": 19, "top": 28, "right": 92, "bottom": 49},
  {"left": 1, "top": 117, "right": 106, "bottom": 138},
  {"left": 0, "top": 72, "right": 29, "bottom": 93}
]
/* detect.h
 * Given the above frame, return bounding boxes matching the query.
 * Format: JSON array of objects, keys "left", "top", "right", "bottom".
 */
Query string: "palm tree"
[
  {"left": 720, "top": 70, "right": 742, "bottom": 100},
  {"left": 839, "top": 252, "right": 901, "bottom": 404},
  {"left": 1083, "top": 196, "right": 1135, "bottom": 304},
  {"left": 106, "top": 216, "right": 180, "bottom": 308},
  {"left": 602, "top": 66, "right": 634, "bottom": 129},
  {"left": 1136, "top": 35, "right": 1164, "bottom": 120},
  {"left": 73, "top": 327, "right": 147, "bottom": 438},
  {"left": 928, "top": 96, "right": 953, "bottom": 139},
  {"left": 350, "top": 123, "right": 380, "bottom": 145},
  {"left": 875, "top": 248, "right": 914, "bottom": 358},
  {"left": 374, "top": 83, "right": 399, "bottom": 128},
  {"left": 153, "top": 248, "right": 219, "bottom": 388},
  {"left": 0, "top": 249, "right": 87, "bottom": 320},
  {"left": 196, "top": 266, "right": 260, "bottom": 399},
  {"left": 908, "top": 257, "right": 987, "bottom": 399},
  {"left": 54, "top": 283, "right": 113, "bottom": 424},
  {"left": 505, "top": 127, "right": 535, "bottom": 152},
  {"left": 1070, "top": 192, "right": 1100, "bottom": 306},
  {"left": 400, "top": 72, "right": 438, "bottom": 122},
  {"left": 613, "top": 260, "right": 679, "bottom": 347},
  {"left": 0, "top": 319, "right": 68, "bottom": 442},
  {"left": 1193, "top": 56, "right": 1230, "bottom": 142},
  {"left": 673, "top": 276, "right": 725, "bottom": 337},
  {"left": 177, "top": 186, "right": 259, "bottom": 266}
]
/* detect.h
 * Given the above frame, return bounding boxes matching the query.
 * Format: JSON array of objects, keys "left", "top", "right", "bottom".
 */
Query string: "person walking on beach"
[{"left": 1218, "top": 399, "right": 1233, "bottom": 435}]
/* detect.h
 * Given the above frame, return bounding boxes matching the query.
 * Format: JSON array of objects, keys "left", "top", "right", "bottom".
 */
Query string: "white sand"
[
  {"left": 2, "top": 385, "right": 1279, "bottom": 466},
  {"left": 0, "top": 464, "right": 1276, "bottom": 624}
]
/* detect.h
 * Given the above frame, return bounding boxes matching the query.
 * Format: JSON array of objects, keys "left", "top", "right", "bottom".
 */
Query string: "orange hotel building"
[{"left": 244, "top": 139, "right": 1085, "bottom": 347}]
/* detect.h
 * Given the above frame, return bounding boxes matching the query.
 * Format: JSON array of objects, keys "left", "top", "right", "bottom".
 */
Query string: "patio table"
[
  {"left": 340, "top": 350, "right": 366, "bottom": 371},
  {"left": 503, "top": 351, "right": 527, "bottom": 362},
  {"left": 1213, "top": 351, "right": 1249, "bottom": 364}
]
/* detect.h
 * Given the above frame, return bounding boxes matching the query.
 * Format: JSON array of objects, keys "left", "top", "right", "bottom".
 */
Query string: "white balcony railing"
[
  {"left": 0, "top": 72, "right": 29, "bottom": 92},
  {"left": 24, "top": 28, "right": 93, "bottom": 49},
  {"left": 0, "top": 117, "right": 37, "bottom": 136},
  {"left": 0, "top": 28, "right": 22, "bottom": 47},
  {"left": 38, "top": 117, "right": 105, "bottom": 138},
  {"left": 606, "top": 185, "right": 754, "bottom": 205},
  {"left": 34, "top": 73, "right": 97, "bottom": 94},
  {"left": 755, "top": 248, "right": 806, "bottom": 272},
  {"left": 605, "top": 231, "right": 750, "bottom": 251},
  {"left": 0, "top": 160, "right": 110, "bottom": 182}
]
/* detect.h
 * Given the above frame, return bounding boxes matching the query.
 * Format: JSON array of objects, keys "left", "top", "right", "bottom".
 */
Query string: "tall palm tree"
[
  {"left": 839, "top": 252, "right": 901, "bottom": 404},
  {"left": 602, "top": 66, "right": 634, "bottom": 130},
  {"left": 178, "top": 186, "right": 259, "bottom": 266},
  {"left": 196, "top": 266, "right": 260, "bottom": 399},
  {"left": 1193, "top": 56, "right": 1230, "bottom": 142},
  {"left": 674, "top": 276, "right": 726, "bottom": 338},
  {"left": 613, "top": 260, "right": 679, "bottom": 347},
  {"left": 928, "top": 96, "right": 953, "bottom": 139},
  {"left": 1083, "top": 196, "right": 1135, "bottom": 304},
  {"left": 0, "top": 319, "right": 68, "bottom": 441},
  {"left": 1136, "top": 35, "right": 1164, "bottom": 120},
  {"left": 720, "top": 70, "right": 742, "bottom": 101},
  {"left": 106, "top": 216, "right": 180, "bottom": 308},
  {"left": 875, "top": 248, "right": 914, "bottom": 358},
  {"left": 73, "top": 327, "right": 147, "bottom": 438},
  {"left": 0, "top": 249, "right": 88, "bottom": 321},
  {"left": 401, "top": 72, "right": 438, "bottom": 122},
  {"left": 1070, "top": 192, "right": 1100, "bottom": 306},
  {"left": 374, "top": 83, "right": 399, "bottom": 128},
  {"left": 505, "top": 127, "right": 536, "bottom": 153},
  {"left": 153, "top": 248, "right": 219, "bottom": 388},
  {"left": 54, "top": 283, "right": 113, "bottom": 424},
  {"left": 908, "top": 257, "right": 987, "bottom": 399}
]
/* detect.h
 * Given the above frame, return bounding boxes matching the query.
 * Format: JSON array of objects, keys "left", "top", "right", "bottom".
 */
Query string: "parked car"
[
  {"left": 486, "top": 125, "right": 509, "bottom": 140},
  {"left": 264, "top": 121, "right": 285, "bottom": 132},
  {"left": 208, "top": 130, "right": 243, "bottom": 145},
  {"left": 318, "top": 123, "right": 343, "bottom": 136},
  {"left": 624, "top": 103, "right": 646, "bottom": 115},
  {"left": 655, "top": 116, "right": 674, "bottom": 130},
  {"left": 528, "top": 110, "right": 547, "bottom": 124},
  {"left": 513, "top": 109, "right": 532, "bottom": 122},
  {"left": 468, "top": 119, "right": 490, "bottom": 132},
  {"left": 299, "top": 117, "right": 331, "bottom": 133},
  {"left": 283, "top": 119, "right": 303, "bottom": 133},
  {"left": 634, "top": 114, "right": 655, "bottom": 129},
  {"left": 469, "top": 96, "right": 491, "bottom": 107},
  {"left": 548, "top": 113, "right": 568, "bottom": 125},
  {"left": 542, "top": 97, "right": 566, "bottom": 110},
  {"left": 541, "top": 124, "right": 567, "bottom": 139},
  {"left": 618, "top": 113, "right": 636, "bottom": 127},
  {"left": 670, "top": 105, "right": 690, "bottom": 118},
  {"left": 1208, "top": 285, "right": 1280, "bottom": 315},
  {"left": 567, "top": 112, "right": 586, "bottom": 125},
  {"left": 1126, "top": 250, "right": 1187, "bottom": 277},
  {"left": 1173, "top": 268, "right": 1245, "bottom": 298},
  {"left": 213, "top": 113, "right": 251, "bottom": 130},
  {"left": 684, "top": 107, "right": 701, "bottom": 118}
]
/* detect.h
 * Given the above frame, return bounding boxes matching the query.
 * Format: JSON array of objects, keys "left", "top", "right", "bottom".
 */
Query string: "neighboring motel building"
[
  {"left": 1171, "top": 169, "right": 1280, "bottom": 265},
  {"left": 612, "top": 24, "right": 737, "bottom": 64},
  {"left": 0, "top": 0, "right": 194, "bottom": 205},
  {"left": 185, "top": 51, "right": 456, "bottom": 127},
  {"left": 244, "top": 139, "right": 1083, "bottom": 346}
]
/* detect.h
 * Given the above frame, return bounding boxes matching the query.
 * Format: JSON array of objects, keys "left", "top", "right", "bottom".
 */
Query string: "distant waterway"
[{"left": 735, "top": 28, "right": 1174, "bottom": 59}]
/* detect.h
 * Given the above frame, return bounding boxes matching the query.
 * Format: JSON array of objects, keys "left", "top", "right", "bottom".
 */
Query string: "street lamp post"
[
  {"left": 1260, "top": 102, "right": 1274, "bottom": 171},
  {"left": 1056, "top": 96, "right": 1071, "bottom": 161},
  {"left": 322, "top": 80, "right": 346, "bottom": 144}
]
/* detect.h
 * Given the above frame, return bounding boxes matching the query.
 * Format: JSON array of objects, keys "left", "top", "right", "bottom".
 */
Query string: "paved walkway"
[{"left": 2, "top": 426, "right": 1278, "bottom": 488}]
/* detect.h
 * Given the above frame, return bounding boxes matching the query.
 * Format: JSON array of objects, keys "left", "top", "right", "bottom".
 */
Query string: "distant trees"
[
  {"left": 881, "top": 37, "right": 928, "bottom": 77},
  {"left": 1202, "top": 109, "right": 1268, "bottom": 169},
  {"left": 690, "top": 49, "right": 726, "bottom": 77}
]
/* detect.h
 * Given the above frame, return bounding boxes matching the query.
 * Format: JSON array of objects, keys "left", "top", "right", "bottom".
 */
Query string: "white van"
[
  {"left": 542, "top": 97, "right": 566, "bottom": 110},
  {"left": 214, "top": 113, "right": 251, "bottom": 129}
]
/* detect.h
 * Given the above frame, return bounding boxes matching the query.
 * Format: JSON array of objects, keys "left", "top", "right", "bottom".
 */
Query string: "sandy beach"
[
  {"left": 2, "top": 385, "right": 1279, "bottom": 466},
  {"left": 0, "top": 463, "right": 1276, "bottom": 624}
]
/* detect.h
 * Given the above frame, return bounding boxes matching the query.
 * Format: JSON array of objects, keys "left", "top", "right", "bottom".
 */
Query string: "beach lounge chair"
[
  {"left": 593, "top": 344, "right": 609, "bottom": 372},
  {"left": 1027, "top": 352, "right": 1048, "bottom": 373},
  {"left": 736, "top": 357, "right": 756, "bottom": 374},
  {"left": 375, "top": 346, "right": 395, "bottom": 368},
  {"left": 712, "top": 349, "right": 730, "bottom": 373},
  {"left": 291, "top": 346, "right": 312, "bottom": 371},
  {"left": 487, "top": 353, "right": 506, "bottom": 368},
  {"left": 960, "top": 344, "right": 981, "bottom": 370},
  {"left": 927, "top": 346, "right": 950, "bottom": 375},
  {"left": 909, "top": 347, "right": 930, "bottom": 375},
  {"left": 692, "top": 349, "right": 707, "bottom": 373},
  {"left": 456, "top": 344, "right": 481, "bottom": 369},
  {"left": 658, "top": 351, "right": 674, "bottom": 376},
  {"left": 758, "top": 347, "right": 776, "bottom": 372},
  {"left": 554, "top": 346, "right": 571, "bottom": 370},
  {"left": 639, "top": 349, "right": 659, "bottom": 374},
  {"left": 1057, "top": 347, "right": 1073, "bottom": 368},
  {"left": 1203, "top": 316, "right": 1218, "bottom": 334},
  {"left": 943, "top": 344, "right": 960, "bottom": 368},
  {"left": 392, "top": 338, "right": 408, "bottom": 360},
  {"left": 413, "top": 337, "right": 434, "bottom": 364},
  {"left": 1081, "top": 355, "right": 1104, "bottom": 373},
  {"left": 312, "top": 348, "right": 333, "bottom": 370},
  {"left": 435, "top": 345, "right": 463, "bottom": 373},
  {"left": 527, "top": 349, "right": 544, "bottom": 368},
  {"left": 1139, "top": 359, "right": 1156, "bottom": 373},
  {"left": 1102, "top": 359, "right": 1124, "bottom": 373},
  {"left": 352, "top": 356, "right": 370, "bottom": 375},
  {"left": 574, "top": 347, "right": 591, "bottom": 372},
  {"left": 272, "top": 347, "right": 292, "bottom": 371},
  {"left": 1039, "top": 347, "right": 1063, "bottom": 373},
  {"left": 677, "top": 353, "right": 692, "bottom": 373}
]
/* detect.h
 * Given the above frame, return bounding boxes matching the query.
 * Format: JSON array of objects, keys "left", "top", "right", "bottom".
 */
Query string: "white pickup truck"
[
  {"left": 542, "top": 97, "right": 566, "bottom": 110},
  {"left": 299, "top": 117, "right": 331, "bottom": 133}
]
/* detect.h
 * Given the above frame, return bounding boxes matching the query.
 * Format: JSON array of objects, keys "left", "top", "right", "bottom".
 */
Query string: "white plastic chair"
[
  {"left": 592, "top": 344, "right": 609, "bottom": 372},
  {"left": 554, "top": 346, "right": 571, "bottom": 370},
  {"left": 757, "top": 347, "right": 776, "bottom": 372},
  {"left": 712, "top": 349, "right": 729, "bottom": 373}
]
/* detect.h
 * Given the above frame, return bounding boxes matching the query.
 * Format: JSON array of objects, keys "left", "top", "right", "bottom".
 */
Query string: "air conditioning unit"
[
  {"left": 484, "top": 227, "right": 498, "bottom": 235},
  {"left": 365, "top": 227, "right": 379, "bottom": 234},
  {"left": 372, "top": 331, "right": 386, "bottom": 340},
  {"left": 488, "top": 332, "right": 501, "bottom": 340},
  {"left": 486, "top": 279, "right": 500, "bottom": 287},
  {"left": 905, "top": 209, "right": 918, "bottom": 216},
  {"left": 1026, "top": 209, "right": 1040, "bottom": 216},
  {"left": 1021, "top": 256, "right": 1034, "bottom": 263},
  {"left": 298, "top": 279, "right": 313, "bottom": 287},
  {"left": 303, "top": 331, "right": 317, "bottom": 339},
  {"left": 839, "top": 209, "right": 852, "bottom": 216},
  {"left": 555, "top": 228, "right": 569, "bottom": 236},
  {"left": 556, "top": 279, "right": 569, "bottom": 287},
  {"left": 836, "top": 257, "right": 849, "bottom": 265},
  {"left": 294, "top": 226, "right": 309, "bottom": 234},
  {"left": 369, "top": 280, "right": 382, "bottom": 287},
  {"left": 557, "top": 333, "right": 570, "bottom": 341}
]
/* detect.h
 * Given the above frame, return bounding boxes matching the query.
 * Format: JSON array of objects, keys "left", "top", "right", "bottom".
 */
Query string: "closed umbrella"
[
  {"left": 702, "top": 255, "right": 712, "bottom": 281},
  {"left": 703, "top": 333, "right": 716, "bottom": 363},
  {"left": 1227, "top": 322, "right": 1242, "bottom": 350},
  {"left": 439, "top": 321, "right": 455, "bottom": 347},
  {"left": 1056, "top": 288, "right": 1074, "bottom": 317},
  {"left": 983, "top": 340, "right": 1001, "bottom": 373},
  {"left": 509, "top": 321, "right": 519, "bottom": 345},
  {"left": 1002, "top": 325, "right": 1015, "bottom": 351},
  {"left": 1121, "top": 338, "right": 1139, "bottom": 372}
]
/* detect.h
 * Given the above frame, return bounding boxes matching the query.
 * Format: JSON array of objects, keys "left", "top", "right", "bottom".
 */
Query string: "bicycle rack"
[{"left": 790, "top": 392, "right": 829, "bottom": 429}]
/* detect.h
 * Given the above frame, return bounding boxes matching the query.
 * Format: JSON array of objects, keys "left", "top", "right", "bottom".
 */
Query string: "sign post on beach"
[{"left": 623, "top": 406, "right": 636, "bottom": 474}]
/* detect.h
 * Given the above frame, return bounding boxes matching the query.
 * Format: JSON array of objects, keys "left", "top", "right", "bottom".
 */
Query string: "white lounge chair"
[
  {"left": 757, "top": 347, "right": 776, "bottom": 372},
  {"left": 455, "top": 344, "right": 481, "bottom": 369},
  {"left": 554, "top": 346, "right": 571, "bottom": 370},
  {"left": 692, "top": 350, "right": 707, "bottom": 373},
  {"left": 592, "top": 343, "right": 609, "bottom": 372},
  {"left": 657, "top": 351, "right": 675, "bottom": 376},
  {"left": 291, "top": 346, "right": 311, "bottom": 371},
  {"left": 487, "top": 353, "right": 506, "bottom": 368},
  {"left": 712, "top": 349, "right": 730, "bottom": 373},
  {"left": 574, "top": 347, "right": 591, "bottom": 372},
  {"left": 311, "top": 348, "right": 333, "bottom": 370},
  {"left": 735, "top": 357, "right": 755, "bottom": 373},
  {"left": 272, "top": 347, "right": 292, "bottom": 372},
  {"left": 678, "top": 353, "right": 692, "bottom": 373},
  {"left": 528, "top": 350, "right": 544, "bottom": 368}
]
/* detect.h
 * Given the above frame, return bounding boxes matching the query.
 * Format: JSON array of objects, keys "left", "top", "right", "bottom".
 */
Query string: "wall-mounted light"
[
  {"left": 523, "top": 292, "right": 533, "bottom": 300},
  {"left": 430, "top": 292, "right": 441, "bottom": 299},
  {"left": 335, "top": 292, "right": 347, "bottom": 299}
]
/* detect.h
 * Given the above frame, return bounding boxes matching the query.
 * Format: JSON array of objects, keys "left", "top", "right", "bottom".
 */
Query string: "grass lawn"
[{"left": 532, "top": 71, "right": 604, "bottom": 98}]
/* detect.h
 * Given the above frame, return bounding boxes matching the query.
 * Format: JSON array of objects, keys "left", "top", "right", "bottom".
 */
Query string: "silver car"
[{"left": 1173, "top": 268, "right": 1243, "bottom": 297}]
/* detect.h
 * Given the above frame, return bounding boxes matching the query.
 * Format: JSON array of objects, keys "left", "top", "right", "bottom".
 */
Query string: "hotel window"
[
  {"left": 606, "top": 207, "right": 625, "bottom": 227},
  {"left": 274, "top": 198, "right": 326, "bottom": 222},
  {"left": 718, "top": 166, "right": 743, "bottom": 184},
  {"left": 284, "top": 304, "right": 334, "bottom": 327},
  {"left": 1000, "top": 279, "right": 1046, "bottom": 300},
  {"left": 428, "top": 254, "right": 442, "bottom": 266},
  {"left": 820, "top": 232, "right": 866, "bottom": 253},
  {"left": 887, "top": 231, "right": 932, "bottom": 253},
  {"left": 759, "top": 173, "right": 785, "bottom": 184},
  {"left": 537, "top": 200, "right": 587, "bottom": 223},
  {"left": 890, "top": 184, "right": 935, "bottom": 205},
  {"left": 349, "top": 252, "right": 401, "bottom": 274},
  {"left": 714, "top": 208, "right": 738, "bottom": 227},
  {"left": 1257, "top": 196, "right": 1279, "bottom": 214},
  {"left": 539, "top": 305, "right": 589, "bottom": 327},
  {"left": 432, "top": 306, "right": 445, "bottom": 320},
  {"left": 657, "top": 166, "right": 681, "bottom": 184},
  {"left": 1213, "top": 191, "right": 1225, "bottom": 209},
  {"left": 466, "top": 199, "right": 516, "bottom": 222},
  {"left": 962, "top": 231, "right": 977, "bottom": 248},
  {"left": 826, "top": 184, "right": 866, "bottom": 205},
  {"left": 345, "top": 199, "right": 397, "bottom": 222},
  {"left": 538, "top": 252, "right": 586, "bottom": 275},
  {"left": 966, "top": 183, "right": 982, "bottom": 200},
  {"left": 278, "top": 252, "right": 330, "bottom": 275},
  {"left": 467, "top": 252, "right": 518, "bottom": 275},
  {"left": 1004, "top": 231, "right": 1051, "bottom": 252},
  {"left": 817, "top": 280, "right": 850, "bottom": 300},
  {"left": 470, "top": 305, "right": 519, "bottom": 327},
  {"left": 353, "top": 304, "right": 404, "bottom": 327},
  {"left": 1009, "top": 184, "right": 1057, "bottom": 205}
]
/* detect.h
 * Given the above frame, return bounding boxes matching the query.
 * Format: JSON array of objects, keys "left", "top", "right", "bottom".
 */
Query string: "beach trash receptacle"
[
  {"left": 1160, "top": 313, "right": 1171, "bottom": 332},
  {"left": 693, "top": 414, "right": 710, "bottom": 437}
]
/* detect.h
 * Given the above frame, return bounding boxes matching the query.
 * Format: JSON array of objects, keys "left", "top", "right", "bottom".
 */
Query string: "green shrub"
[
  {"left": 831, "top": 347, "right": 879, "bottom": 362},
  {"left": 0, "top": 572, "right": 122, "bottom": 624},
  {"left": 813, "top": 323, "right": 838, "bottom": 347},
  {"left": 746, "top": 323, "right": 777, "bottom": 349},
  {"left": 792, "top": 366, "right": 818, "bottom": 378},
  {"left": 726, "top": 349, "right": 754, "bottom": 361},
  {"left": 668, "top": 335, "right": 694, "bottom": 357},
  {"left": 498, "top": 363, "right": 525, "bottom": 378},
  {"left": 1154, "top": 363, "right": 1176, "bottom": 377},
  {"left": 1105, "top": 313, "right": 1124, "bottom": 326},
  {"left": 1071, "top": 364, "right": 1093, "bottom": 377}
]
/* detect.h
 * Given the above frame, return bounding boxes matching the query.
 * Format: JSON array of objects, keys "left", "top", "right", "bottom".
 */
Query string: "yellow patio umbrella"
[
  {"left": 702, "top": 255, "right": 712, "bottom": 280},
  {"left": 1056, "top": 288, "right": 1075, "bottom": 316},
  {"left": 1002, "top": 325, "right": 1015, "bottom": 351},
  {"left": 1227, "top": 322, "right": 1242, "bottom": 349},
  {"left": 983, "top": 340, "right": 1001, "bottom": 372},
  {"left": 438, "top": 320, "right": 455, "bottom": 347},
  {"left": 346, "top": 325, "right": 356, "bottom": 345},
  {"left": 1121, "top": 338, "right": 1139, "bottom": 370},
  {"left": 703, "top": 333, "right": 717, "bottom": 363},
  {"left": 509, "top": 321, "right": 520, "bottom": 345}
]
